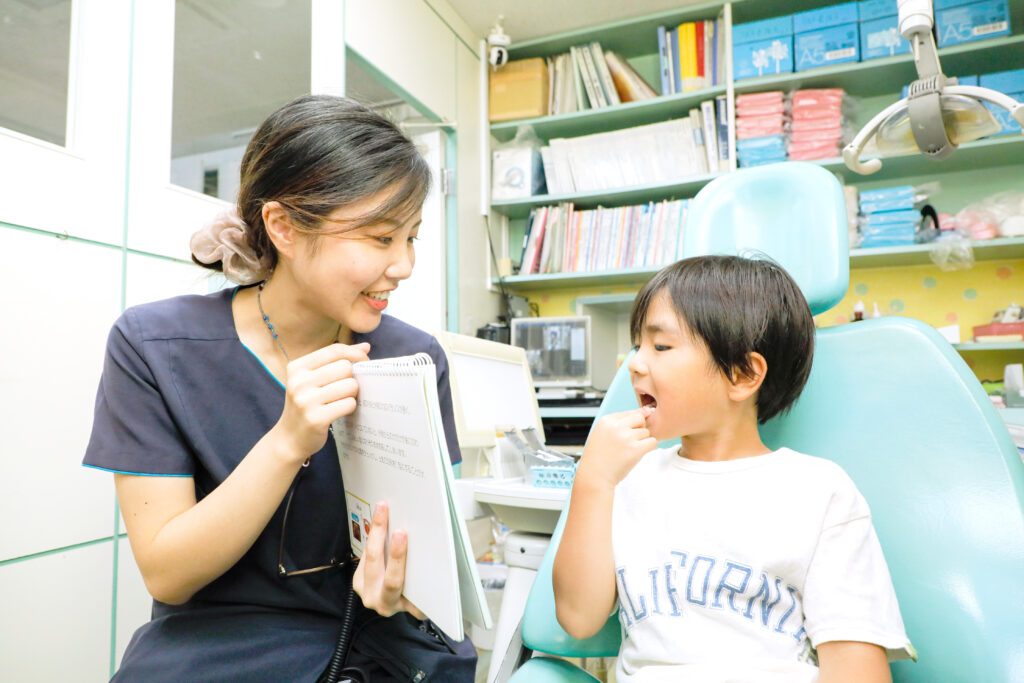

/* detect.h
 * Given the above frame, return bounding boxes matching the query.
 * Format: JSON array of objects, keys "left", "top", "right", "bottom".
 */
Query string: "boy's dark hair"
[{"left": 630, "top": 255, "right": 815, "bottom": 424}]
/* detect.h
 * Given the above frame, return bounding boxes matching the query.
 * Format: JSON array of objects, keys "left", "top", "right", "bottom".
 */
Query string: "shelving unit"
[
  {"left": 494, "top": 236, "right": 1024, "bottom": 289},
  {"left": 487, "top": 0, "right": 1024, "bottom": 390}
]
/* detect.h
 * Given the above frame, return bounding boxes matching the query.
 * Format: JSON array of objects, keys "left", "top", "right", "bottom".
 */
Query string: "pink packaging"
[
  {"left": 736, "top": 102, "right": 788, "bottom": 117},
  {"left": 791, "top": 104, "right": 843, "bottom": 121},
  {"left": 791, "top": 89, "right": 845, "bottom": 107},
  {"left": 736, "top": 91, "right": 785, "bottom": 107},
  {"left": 791, "top": 117, "right": 843, "bottom": 131},
  {"left": 790, "top": 129, "right": 842, "bottom": 143}
]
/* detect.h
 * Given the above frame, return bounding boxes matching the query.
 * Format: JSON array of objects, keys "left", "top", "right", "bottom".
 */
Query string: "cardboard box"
[
  {"left": 793, "top": 1, "right": 859, "bottom": 33},
  {"left": 733, "top": 16, "right": 794, "bottom": 80},
  {"left": 861, "top": 15, "right": 911, "bottom": 59},
  {"left": 795, "top": 23, "right": 860, "bottom": 70},
  {"left": 858, "top": 0, "right": 898, "bottom": 22},
  {"left": 489, "top": 58, "right": 550, "bottom": 122},
  {"left": 734, "top": 36, "right": 795, "bottom": 79},
  {"left": 733, "top": 14, "right": 793, "bottom": 44},
  {"left": 936, "top": 0, "right": 1010, "bottom": 46},
  {"left": 980, "top": 68, "right": 1024, "bottom": 135}
]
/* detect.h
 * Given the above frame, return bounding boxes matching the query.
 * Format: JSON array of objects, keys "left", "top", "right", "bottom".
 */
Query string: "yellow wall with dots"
[{"left": 527, "top": 258, "right": 1024, "bottom": 382}]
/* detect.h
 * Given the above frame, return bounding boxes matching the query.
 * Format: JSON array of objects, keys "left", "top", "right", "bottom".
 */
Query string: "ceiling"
[{"left": 443, "top": 0, "right": 711, "bottom": 44}]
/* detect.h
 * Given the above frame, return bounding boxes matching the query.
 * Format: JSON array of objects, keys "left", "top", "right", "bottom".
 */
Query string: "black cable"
[{"left": 322, "top": 559, "right": 362, "bottom": 683}]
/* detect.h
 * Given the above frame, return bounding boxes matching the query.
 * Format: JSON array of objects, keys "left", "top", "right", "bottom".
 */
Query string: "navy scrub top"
[{"left": 83, "top": 286, "right": 462, "bottom": 681}]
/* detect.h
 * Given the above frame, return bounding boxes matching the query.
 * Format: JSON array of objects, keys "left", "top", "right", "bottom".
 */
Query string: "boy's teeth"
[{"left": 365, "top": 291, "right": 390, "bottom": 301}]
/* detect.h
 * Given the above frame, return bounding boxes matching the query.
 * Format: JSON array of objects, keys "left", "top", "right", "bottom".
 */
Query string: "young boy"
[{"left": 553, "top": 256, "right": 914, "bottom": 683}]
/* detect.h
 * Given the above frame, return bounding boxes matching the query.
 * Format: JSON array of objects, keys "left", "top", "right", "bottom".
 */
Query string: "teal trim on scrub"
[{"left": 83, "top": 464, "right": 193, "bottom": 478}]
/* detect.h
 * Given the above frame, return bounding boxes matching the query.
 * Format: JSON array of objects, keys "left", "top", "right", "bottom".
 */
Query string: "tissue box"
[
  {"left": 795, "top": 23, "right": 860, "bottom": 70},
  {"left": 489, "top": 58, "right": 550, "bottom": 122},
  {"left": 980, "top": 68, "right": 1024, "bottom": 135},
  {"left": 733, "top": 15, "right": 794, "bottom": 80},
  {"left": 491, "top": 146, "right": 544, "bottom": 200},
  {"left": 936, "top": 0, "right": 1010, "bottom": 46},
  {"left": 861, "top": 15, "right": 911, "bottom": 59}
]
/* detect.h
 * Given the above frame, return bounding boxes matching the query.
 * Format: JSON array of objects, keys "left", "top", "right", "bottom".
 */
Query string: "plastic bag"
[
  {"left": 930, "top": 204, "right": 976, "bottom": 270},
  {"left": 979, "top": 191, "right": 1024, "bottom": 237}
]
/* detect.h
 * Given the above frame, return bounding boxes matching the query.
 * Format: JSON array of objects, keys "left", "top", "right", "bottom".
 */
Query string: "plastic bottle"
[{"left": 852, "top": 301, "right": 865, "bottom": 322}]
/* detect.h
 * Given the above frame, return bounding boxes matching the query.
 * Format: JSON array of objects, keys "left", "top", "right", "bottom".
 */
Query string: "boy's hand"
[{"left": 576, "top": 408, "right": 658, "bottom": 490}]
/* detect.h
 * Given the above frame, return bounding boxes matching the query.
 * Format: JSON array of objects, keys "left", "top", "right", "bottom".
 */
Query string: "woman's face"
[{"left": 287, "top": 187, "right": 421, "bottom": 335}]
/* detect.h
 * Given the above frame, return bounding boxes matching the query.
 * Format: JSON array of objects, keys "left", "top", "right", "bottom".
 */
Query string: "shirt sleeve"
[
  {"left": 428, "top": 337, "right": 463, "bottom": 466},
  {"left": 82, "top": 308, "right": 196, "bottom": 477},
  {"left": 801, "top": 476, "right": 915, "bottom": 661}
]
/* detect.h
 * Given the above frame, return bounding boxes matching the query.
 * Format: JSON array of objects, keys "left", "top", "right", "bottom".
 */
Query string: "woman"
[{"left": 84, "top": 94, "right": 476, "bottom": 681}]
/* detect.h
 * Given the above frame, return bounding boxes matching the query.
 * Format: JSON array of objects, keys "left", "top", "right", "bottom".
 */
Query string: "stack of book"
[
  {"left": 539, "top": 112, "right": 722, "bottom": 196},
  {"left": 787, "top": 88, "right": 848, "bottom": 161},
  {"left": 657, "top": 17, "right": 727, "bottom": 95},
  {"left": 518, "top": 199, "right": 691, "bottom": 275},
  {"left": 546, "top": 42, "right": 657, "bottom": 116},
  {"left": 735, "top": 91, "right": 788, "bottom": 167}
]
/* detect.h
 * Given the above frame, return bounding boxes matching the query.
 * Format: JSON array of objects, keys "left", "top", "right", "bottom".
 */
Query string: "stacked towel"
[
  {"left": 736, "top": 91, "right": 788, "bottom": 167},
  {"left": 787, "top": 89, "right": 848, "bottom": 161},
  {"left": 859, "top": 185, "right": 919, "bottom": 248}
]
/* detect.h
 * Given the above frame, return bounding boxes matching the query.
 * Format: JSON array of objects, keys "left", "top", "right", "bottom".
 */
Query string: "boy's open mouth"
[{"left": 639, "top": 392, "right": 657, "bottom": 411}]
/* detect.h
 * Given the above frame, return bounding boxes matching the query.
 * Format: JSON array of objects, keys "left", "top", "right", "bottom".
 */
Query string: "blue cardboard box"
[
  {"left": 793, "top": 2, "right": 859, "bottom": 33},
  {"left": 861, "top": 15, "right": 911, "bottom": 59},
  {"left": 980, "top": 68, "right": 1024, "bottom": 94},
  {"left": 796, "top": 23, "right": 860, "bottom": 70},
  {"left": 735, "top": 36, "right": 795, "bottom": 79},
  {"left": 936, "top": 0, "right": 1010, "bottom": 46},
  {"left": 858, "top": 0, "right": 897, "bottom": 22},
  {"left": 733, "top": 14, "right": 793, "bottom": 44},
  {"left": 980, "top": 68, "right": 1024, "bottom": 135},
  {"left": 733, "top": 15, "right": 794, "bottom": 80}
]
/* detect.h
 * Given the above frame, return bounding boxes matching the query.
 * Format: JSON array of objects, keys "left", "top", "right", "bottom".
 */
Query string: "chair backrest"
[{"left": 519, "top": 162, "right": 1024, "bottom": 680}]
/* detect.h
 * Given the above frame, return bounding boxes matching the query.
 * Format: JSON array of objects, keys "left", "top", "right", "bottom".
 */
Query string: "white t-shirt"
[{"left": 611, "top": 447, "right": 914, "bottom": 683}]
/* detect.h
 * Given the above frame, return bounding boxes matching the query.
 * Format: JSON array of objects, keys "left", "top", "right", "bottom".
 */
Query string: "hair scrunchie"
[{"left": 190, "top": 208, "right": 271, "bottom": 285}]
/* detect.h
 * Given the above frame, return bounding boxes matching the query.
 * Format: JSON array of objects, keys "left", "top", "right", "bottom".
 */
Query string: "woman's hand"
[
  {"left": 352, "top": 501, "right": 425, "bottom": 619},
  {"left": 273, "top": 342, "right": 371, "bottom": 465},
  {"left": 576, "top": 407, "right": 658, "bottom": 491}
]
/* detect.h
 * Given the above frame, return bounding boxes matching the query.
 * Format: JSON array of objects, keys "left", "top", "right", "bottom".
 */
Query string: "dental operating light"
[{"left": 843, "top": 0, "right": 1024, "bottom": 174}]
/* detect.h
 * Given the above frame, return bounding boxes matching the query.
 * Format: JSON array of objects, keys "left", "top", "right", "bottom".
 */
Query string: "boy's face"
[{"left": 628, "top": 291, "right": 734, "bottom": 443}]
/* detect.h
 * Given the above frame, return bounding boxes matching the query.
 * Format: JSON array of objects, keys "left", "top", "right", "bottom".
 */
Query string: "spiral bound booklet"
[{"left": 332, "top": 353, "right": 492, "bottom": 641}]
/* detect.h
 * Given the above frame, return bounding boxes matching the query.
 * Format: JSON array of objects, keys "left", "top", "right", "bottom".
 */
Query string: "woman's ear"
[
  {"left": 728, "top": 351, "right": 767, "bottom": 403},
  {"left": 262, "top": 202, "right": 296, "bottom": 260}
]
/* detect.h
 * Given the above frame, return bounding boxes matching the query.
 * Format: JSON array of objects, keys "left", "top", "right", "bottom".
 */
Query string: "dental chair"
[{"left": 505, "top": 162, "right": 1024, "bottom": 682}]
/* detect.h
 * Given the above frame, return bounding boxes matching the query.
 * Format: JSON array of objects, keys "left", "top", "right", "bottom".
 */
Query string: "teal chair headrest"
[{"left": 684, "top": 162, "right": 850, "bottom": 316}]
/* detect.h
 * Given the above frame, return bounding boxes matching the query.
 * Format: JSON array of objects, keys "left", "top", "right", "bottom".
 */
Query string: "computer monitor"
[
  {"left": 433, "top": 331, "right": 544, "bottom": 451},
  {"left": 510, "top": 316, "right": 591, "bottom": 389}
]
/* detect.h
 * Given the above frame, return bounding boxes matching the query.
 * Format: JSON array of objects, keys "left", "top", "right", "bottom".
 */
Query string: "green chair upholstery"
[{"left": 509, "top": 162, "right": 1024, "bottom": 681}]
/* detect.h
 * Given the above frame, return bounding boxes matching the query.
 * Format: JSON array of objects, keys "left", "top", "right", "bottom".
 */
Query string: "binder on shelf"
[
  {"left": 657, "top": 25, "right": 672, "bottom": 95},
  {"left": 605, "top": 51, "right": 657, "bottom": 102},
  {"left": 701, "top": 99, "right": 720, "bottom": 172},
  {"left": 589, "top": 42, "right": 622, "bottom": 107}
]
